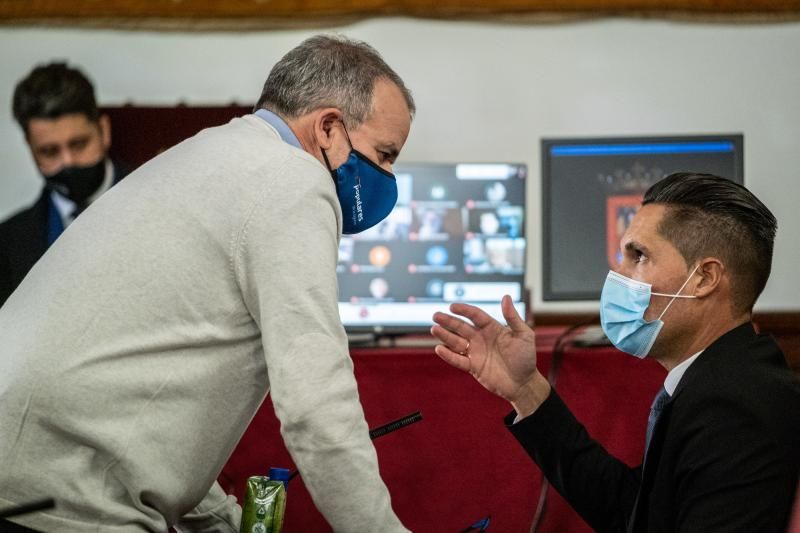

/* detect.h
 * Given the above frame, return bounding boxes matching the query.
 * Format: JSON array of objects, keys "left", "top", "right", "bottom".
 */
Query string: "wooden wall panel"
[
  {"left": 535, "top": 312, "right": 800, "bottom": 375},
  {"left": 2, "top": 0, "right": 800, "bottom": 28}
]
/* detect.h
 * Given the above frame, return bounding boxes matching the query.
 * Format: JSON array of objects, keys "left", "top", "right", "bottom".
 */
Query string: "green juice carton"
[{"left": 239, "top": 468, "right": 288, "bottom": 533}]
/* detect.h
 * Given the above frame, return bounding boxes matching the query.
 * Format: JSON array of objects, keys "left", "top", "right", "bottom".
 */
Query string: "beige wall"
[{"left": 1, "top": 18, "right": 798, "bottom": 311}]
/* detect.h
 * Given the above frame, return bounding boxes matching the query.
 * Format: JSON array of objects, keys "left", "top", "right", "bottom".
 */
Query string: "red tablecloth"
[{"left": 219, "top": 328, "right": 666, "bottom": 532}]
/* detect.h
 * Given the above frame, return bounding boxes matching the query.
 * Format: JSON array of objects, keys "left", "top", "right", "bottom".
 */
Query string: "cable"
[{"left": 529, "top": 318, "right": 598, "bottom": 533}]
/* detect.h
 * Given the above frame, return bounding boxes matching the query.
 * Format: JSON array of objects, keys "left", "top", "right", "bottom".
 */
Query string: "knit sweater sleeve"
[
  {"left": 175, "top": 481, "right": 241, "bottom": 533},
  {"left": 232, "top": 155, "right": 408, "bottom": 532}
]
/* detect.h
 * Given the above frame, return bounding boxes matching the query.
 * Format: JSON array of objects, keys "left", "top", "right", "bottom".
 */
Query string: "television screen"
[
  {"left": 541, "top": 134, "right": 744, "bottom": 301},
  {"left": 337, "top": 163, "right": 528, "bottom": 334}
]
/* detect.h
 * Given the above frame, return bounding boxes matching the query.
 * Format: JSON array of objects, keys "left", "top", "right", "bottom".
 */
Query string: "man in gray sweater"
[{"left": 0, "top": 35, "right": 413, "bottom": 532}]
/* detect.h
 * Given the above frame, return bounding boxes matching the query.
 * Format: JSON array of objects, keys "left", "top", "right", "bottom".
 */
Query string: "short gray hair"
[{"left": 255, "top": 34, "right": 415, "bottom": 128}]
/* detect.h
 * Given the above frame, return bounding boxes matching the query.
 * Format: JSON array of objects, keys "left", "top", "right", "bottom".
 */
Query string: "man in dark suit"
[
  {"left": 0, "top": 62, "right": 127, "bottom": 306},
  {"left": 432, "top": 173, "right": 800, "bottom": 531}
]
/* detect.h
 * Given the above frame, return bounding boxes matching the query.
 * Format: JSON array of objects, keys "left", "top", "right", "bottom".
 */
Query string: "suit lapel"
[
  {"left": 10, "top": 192, "right": 51, "bottom": 275},
  {"left": 626, "top": 323, "right": 761, "bottom": 532}
]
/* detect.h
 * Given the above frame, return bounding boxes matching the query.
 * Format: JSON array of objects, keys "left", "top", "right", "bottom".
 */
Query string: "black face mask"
[{"left": 43, "top": 158, "right": 106, "bottom": 205}]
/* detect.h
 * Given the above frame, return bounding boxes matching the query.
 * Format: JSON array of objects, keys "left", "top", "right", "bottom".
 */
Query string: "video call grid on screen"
[
  {"left": 337, "top": 163, "right": 528, "bottom": 333},
  {"left": 541, "top": 134, "right": 744, "bottom": 301}
]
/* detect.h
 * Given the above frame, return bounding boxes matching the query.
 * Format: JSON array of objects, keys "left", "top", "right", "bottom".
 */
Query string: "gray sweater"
[{"left": 0, "top": 115, "right": 407, "bottom": 532}]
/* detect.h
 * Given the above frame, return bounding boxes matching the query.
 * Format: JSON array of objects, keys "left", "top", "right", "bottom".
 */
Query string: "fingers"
[
  {"left": 434, "top": 297, "right": 528, "bottom": 338},
  {"left": 501, "top": 294, "right": 529, "bottom": 333},
  {"left": 447, "top": 302, "right": 497, "bottom": 329},
  {"left": 432, "top": 311, "right": 477, "bottom": 340},
  {"left": 431, "top": 324, "right": 471, "bottom": 354},
  {"left": 430, "top": 313, "right": 475, "bottom": 372},
  {"left": 434, "top": 344, "right": 471, "bottom": 373}
]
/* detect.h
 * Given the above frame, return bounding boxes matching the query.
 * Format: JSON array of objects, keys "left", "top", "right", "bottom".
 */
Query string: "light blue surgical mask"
[
  {"left": 600, "top": 266, "right": 699, "bottom": 358},
  {"left": 322, "top": 124, "right": 398, "bottom": 235}
]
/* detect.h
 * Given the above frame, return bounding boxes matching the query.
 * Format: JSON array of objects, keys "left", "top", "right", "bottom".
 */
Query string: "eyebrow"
[
  {"left": 377, "top": 142, "right": 400, "bottom": 160},
  {"left": 625, "top": 240, "right": 651, "bottom": 256},
  {"left": 35, "top": 143, "right": 60, "bottom": 154}
]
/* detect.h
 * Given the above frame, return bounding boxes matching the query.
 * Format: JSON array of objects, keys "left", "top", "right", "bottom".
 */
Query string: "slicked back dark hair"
[
  {"left": 255, "top": 34, "right": 415, "bottom": 128},
  {"left": 643, "top": 172, "right": 777, "bottom": 313},
  {"left": 12, "top": 62, "right": 99, "bottom": 135}
]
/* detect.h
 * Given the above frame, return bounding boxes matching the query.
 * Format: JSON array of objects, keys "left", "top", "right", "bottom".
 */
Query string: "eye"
[
  {"left": 69, "top": 137, "right": 90, "bottom": 152},
  {"left": 633, "top": 249, "right": 648, "bottom": 264},
  {"left": 35, "top": 145, "right": 58, "bottom": 159}
]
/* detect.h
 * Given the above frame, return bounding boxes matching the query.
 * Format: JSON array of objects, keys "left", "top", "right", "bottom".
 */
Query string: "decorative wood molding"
[{"left": 2, "top": 0, "right": 800, "bottom": 30}]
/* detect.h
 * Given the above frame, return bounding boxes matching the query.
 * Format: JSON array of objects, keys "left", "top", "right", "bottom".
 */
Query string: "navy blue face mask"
[{"left": 322, "top": 125, "right": 398, "bottom": 235}]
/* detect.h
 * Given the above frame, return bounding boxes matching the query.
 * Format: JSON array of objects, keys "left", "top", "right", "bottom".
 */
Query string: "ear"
[
  {"left": 693, "top": 258, "right": 724, "bottom": 298},
  {"left": 98, "top": 114, "right": 112, "bottom": 151},
  {"left": 312, "top": 107, "right": 344, "bottom": 151}
]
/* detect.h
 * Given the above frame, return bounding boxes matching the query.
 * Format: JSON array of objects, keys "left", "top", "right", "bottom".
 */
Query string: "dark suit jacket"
[
  {"left": 508, "top": 322, "right": 800, "bottom": 532},
  {"left": 0, "top": 161, "right": 128, "bottom": 306}
]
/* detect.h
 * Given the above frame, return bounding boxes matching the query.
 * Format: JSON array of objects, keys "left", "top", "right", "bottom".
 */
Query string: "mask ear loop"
[
  {"left": 321, "top": 148, "right": 334, "bottom": 172},
  {"left": 655, "top": 264, "right": 700, "bottom": 321},
  {"left": 321, "top": 118, "right": 353, "bottom": 172},
  {"left": 340, "top": 120, "right": 354, "bottom": 148}
]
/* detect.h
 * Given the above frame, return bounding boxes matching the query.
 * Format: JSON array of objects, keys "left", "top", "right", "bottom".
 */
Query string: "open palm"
[{"left": 431, "top": 295, "right": 539, "bottom": 404}]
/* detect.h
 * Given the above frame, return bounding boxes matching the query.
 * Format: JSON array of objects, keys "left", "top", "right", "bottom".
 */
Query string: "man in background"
[
  {"left": 0, "top": 62, "right": 127, "bottom": 306},
  {"left": 432, "top": 173, "right": 800, "bottom": 531},
  {"left": 0, "top": 35, "right": 412, "bottom": 532}
]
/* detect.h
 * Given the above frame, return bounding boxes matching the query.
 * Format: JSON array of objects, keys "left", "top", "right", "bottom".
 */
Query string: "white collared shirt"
[{"left": 663, "top": 350, "right": 704, "bottom": 396}]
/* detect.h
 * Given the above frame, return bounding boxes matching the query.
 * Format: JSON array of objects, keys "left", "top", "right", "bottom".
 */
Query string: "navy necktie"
[{"left": 645, "top": 386, "right": 670, "bottom": 456}]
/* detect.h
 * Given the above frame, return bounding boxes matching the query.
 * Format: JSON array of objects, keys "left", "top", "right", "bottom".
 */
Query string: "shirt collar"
[
  {"left": 50, "top": 158, "right": 114, "bottom": 225},
  {"left": 254, "top": 109, "right": 302, "bottom": 149},
  {"left": 663, "top": 350, "right": 703, "bottom": 396}
]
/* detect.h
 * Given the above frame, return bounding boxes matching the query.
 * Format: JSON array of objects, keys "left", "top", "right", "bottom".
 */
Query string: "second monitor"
[{"left": 541, "top": 134, "right": 744, "bottom": 301}]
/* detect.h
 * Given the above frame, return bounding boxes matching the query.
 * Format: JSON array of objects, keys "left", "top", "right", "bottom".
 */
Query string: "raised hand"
[{"left": 431, "top": 295, "right": 544, "bottom": 408}]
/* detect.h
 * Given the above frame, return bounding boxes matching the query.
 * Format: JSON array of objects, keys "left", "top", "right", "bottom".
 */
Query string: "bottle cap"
[{"left": 269, "top": 467, "right": 291, "bottom": 489}]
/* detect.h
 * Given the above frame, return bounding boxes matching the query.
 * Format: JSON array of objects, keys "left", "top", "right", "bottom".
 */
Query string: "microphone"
[{"left": 287, "top": 410, "right": 423, "bottom": 482}]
